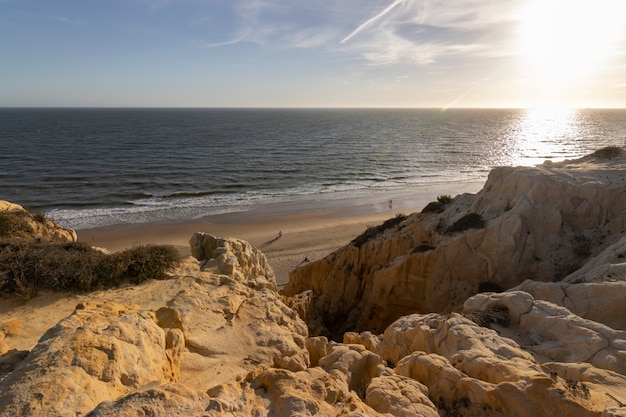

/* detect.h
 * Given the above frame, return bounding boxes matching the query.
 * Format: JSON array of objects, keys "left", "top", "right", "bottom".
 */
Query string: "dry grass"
[
  {"left": 351, "top": 214, "right": 407, "bottom": 248},
  {"left": 0, "top": 211, "right": 34, "bottom": 240},
  {"left": 445, "top": 213, "right": 485, "bottom": 234},
  {"left": 0, "top": 240, "right": 181, "bottom": 300}
]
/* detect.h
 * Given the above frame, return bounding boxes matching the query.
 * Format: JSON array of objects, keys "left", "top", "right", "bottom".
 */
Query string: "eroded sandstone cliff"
[
  {"left": 1, "top": 148, "right": 625, "bottom": 416},
  {"left": 282, "top": 148, "right": 626, "bottom": 337}
]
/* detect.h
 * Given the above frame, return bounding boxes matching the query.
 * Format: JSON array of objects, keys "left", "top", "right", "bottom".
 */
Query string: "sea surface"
[{"left": 1, "top": 108, "right": 625, "bottom": 230}]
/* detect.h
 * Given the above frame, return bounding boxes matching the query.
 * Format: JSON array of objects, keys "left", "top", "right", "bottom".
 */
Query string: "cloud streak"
[
  {"left": 337, "top": 0, "right": 523, "bottom": 66},
  {"left": 341, "top": 0, "right": 404, "bottom": 44}
]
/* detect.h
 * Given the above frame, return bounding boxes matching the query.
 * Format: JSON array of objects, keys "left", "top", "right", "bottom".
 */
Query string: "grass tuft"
[{"left": 351, "top": 213, "right": 407, "bottom": 248}]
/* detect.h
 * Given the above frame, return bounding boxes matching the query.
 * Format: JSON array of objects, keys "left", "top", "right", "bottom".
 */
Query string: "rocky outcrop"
[
  {"left": 2, "top": 149, "right": 626, "bottom": 416},
  {"left": 283, "top": 149, "right": 626, "bottom": 336},
  {"left": 0, "top": 200, "right": 77, "bottom": 242},
  {"left": 0, "top": 235, "right": 309, "bottom": 416},
  {"left": 513, "top": 235, "right": 626, "bottom": 330},
  {"left": 0, "top": 301, "right": 184, "bottom": 416}
]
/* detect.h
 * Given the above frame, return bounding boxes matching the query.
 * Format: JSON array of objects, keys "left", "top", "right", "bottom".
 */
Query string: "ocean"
[{"left": 1, "top": 108, "right": 625, "bottom": 230}]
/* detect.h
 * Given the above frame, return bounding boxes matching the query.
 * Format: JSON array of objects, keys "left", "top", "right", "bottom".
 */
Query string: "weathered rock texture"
[
  {"left": 0, "top": 200, "right": 77, "bottom": 242},
  {"left": 0, "top": 235, "right": 310, "bottom": 416},
  {"left": 283, "top": 149, "right": 626, "bottom": 336},
  {"left": 1, "top": 148, "right": 626, "bottom": 416}
]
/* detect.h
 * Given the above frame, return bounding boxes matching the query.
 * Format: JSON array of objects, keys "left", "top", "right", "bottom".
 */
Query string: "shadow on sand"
[{"left": 255, "top": 231, "right": 282, "bottom": 250}]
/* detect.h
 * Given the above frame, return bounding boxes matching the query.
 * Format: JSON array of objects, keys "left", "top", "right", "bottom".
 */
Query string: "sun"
[{"left": 518, "top": 0, "right": 623, "bottom": 85}]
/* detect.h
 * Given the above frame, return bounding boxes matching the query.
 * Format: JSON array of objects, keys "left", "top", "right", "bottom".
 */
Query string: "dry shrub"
[
  {"left": 421, "top": 201, "right": 445, "bottom": 214},
  {"left": 445, "top": 213, "right": 485, "bottom": 234},
  {"left": 0, "top": 212, "right": 33, "bottom": 240},
  {"left": 592, "top": 146, "right": 623, "bottom": 159},
  {"left": 0, "top": 241, "right": 181, "bottom": 300},
  {"left": 351, "top": 214, "right": 407, "bottom": 248}
]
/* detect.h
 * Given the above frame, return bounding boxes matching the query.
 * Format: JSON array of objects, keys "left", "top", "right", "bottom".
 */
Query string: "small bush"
[
  {"left": 421, "top": 201, "right": 445, "bottom": 214},
  {"left": 437, "top": 194, "right": 453, "bottom": 204},
  {"left": 445, "top": 213, "right": 485, "bottom": 234},
  {"left": 0, "top": 211, "right": 34, "bottom": 240},
  {"left": 463, "top": 304, "right": 510, "bottom": 328},
  {"left": 351, "top": 214, "right": 407, "bottom": 248},
  {"left": 113, "top": 245, "right": 182, "bottom": 283},
  {"left": 0, "top": 241, "right": 181, "bottom": 300},
  {"left": 592, "top": 146, "right": 623, "bottom": 159}
]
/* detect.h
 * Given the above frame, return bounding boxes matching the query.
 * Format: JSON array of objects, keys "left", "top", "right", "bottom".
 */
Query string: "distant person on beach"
[{"left": 389, "top": 200, "right": 393, "bottom": 210}]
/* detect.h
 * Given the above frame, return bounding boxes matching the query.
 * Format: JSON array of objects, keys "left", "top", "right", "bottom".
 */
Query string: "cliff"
[
  {"left": 283, "top": 147, "right": 626, "bottom": 337},
  {"left": 0, "top": 147, "right": 625, "bottom": 416}
]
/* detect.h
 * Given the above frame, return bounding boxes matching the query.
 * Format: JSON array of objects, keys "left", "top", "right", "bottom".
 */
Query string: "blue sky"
[{"left": 2, "top": 0, "right": 625, "bottom": 108}]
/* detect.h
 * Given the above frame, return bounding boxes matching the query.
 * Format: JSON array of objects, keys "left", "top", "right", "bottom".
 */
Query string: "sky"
[{"left": 1, "top": 0, "right": 626, "bottom": 108}]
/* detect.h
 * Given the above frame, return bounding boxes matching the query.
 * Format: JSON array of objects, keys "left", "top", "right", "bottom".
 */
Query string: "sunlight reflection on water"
[{"left": 503, "top": 108, "right": 583, "bottom": 166}]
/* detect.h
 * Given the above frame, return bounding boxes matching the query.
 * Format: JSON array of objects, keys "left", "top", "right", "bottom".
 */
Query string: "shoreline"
[{"left": 77, "top": 181, "right": 485, "bottom": 285}]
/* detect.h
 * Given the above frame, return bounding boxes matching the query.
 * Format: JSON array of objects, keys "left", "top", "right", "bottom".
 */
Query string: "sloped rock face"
[
  {"left": 0, "top": 200, "right": 77, "bottom": 242},
  {"left": 0, "top": 235, "right": 309, "bottom": 416},
  {"left": 0, "top": 301, "right": 184, "bottom": 416},
  {"left": 513, "top": 235, "right": 626, "bottom": 330},
  {"left": 2, "top": 149, "right": 626, "bottom": 416},
  {"left": 1, "top": 230, "right": 626, "bottom": 415},
  {"left": 283, "top": 149, "right": 626, "bottom": 336}
]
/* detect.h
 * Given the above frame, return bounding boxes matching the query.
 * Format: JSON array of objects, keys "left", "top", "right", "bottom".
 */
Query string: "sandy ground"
[
  {"left": 0, "top": 182, "right": 484, "bottom": 352},
  {"left": 76, "top": 182, "right": 484, "bottom": 286}
]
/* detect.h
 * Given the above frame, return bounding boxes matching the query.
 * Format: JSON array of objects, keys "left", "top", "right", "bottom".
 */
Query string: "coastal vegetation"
[
  {"left": 0, "top": 210, "right": 38, "bottom": 240},
  {"left": 351, "top": 213, "right": 407, "bottom": 248},
  {"left": 0, "top": 240, "right": 181, "bottom": 300},
  {"left": 444, "top": 212, "right": 485, "bottom": 234},
  {"left": 436, "top": 194, "right": 453, "bottom": 204},
  {"left": 0, "top": 208, "right": 181, "bottom": 300},
  {"left": 592, "top": 145, "right": 623, "bottom": 159}
]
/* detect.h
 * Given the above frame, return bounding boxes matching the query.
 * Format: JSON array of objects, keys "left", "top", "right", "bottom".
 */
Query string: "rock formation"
[
  {"left": 0, "top": 200, "right": 77, "bottom": 243},
  {"left": 283, "top": 148, "right": 626, "bottom": 337},
  {"left": 1, "top": 148, "right": 626, "bottom": 416}
]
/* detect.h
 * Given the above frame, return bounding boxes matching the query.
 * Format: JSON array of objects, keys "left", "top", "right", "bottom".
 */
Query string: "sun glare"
[
  {"left": 519, "top": 0, "right": 624, "bottom": 88},
  {"left": 507, "top": 107, "right": 581, "bottom": 166}
]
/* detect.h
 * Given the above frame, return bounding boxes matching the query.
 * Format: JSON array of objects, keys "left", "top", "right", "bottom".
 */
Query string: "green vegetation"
[
  {"left": 436, "top": 194, "right": 453, "bottom": 204},
  {"left": 0, "top": 206, "right": 182, "bottom": 300},
  {"left": 421, "top": 195, "right": 453, "bottom": 214},
  {"left": 351, "top": 213, "right": 407, "bottom": 248},
  {"left": 592, "top": 146, "right": 623, "bottom": 159},
  {"left": 445, "top": 213, "right": 485, "bottom": 234},
  {"left": 421, "top": 201, "right": 445, "bottom": 214},
  {"left": 0, "top": 240, "right": 181, "bottom": 300}
]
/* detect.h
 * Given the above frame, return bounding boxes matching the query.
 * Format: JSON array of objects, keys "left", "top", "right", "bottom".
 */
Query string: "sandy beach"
[{"left": 77, "top": 182, "right": 484, "bottom": 286}]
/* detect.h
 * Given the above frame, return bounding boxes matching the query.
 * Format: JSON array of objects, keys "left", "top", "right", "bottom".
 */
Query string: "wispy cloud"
[
  {"left": 193, "top": 0, "right": 523, "bottom": 67},
  {"left": 338, "top": 0, "right": 523, "bottom": 65},
  {"left": 341, "top": 0, "right": 404, "bottom": 44},
  {"left": 197, "top": 1, "right": 350, "bottom": 49},
  {"left": 49, "top": 15, "right": 87, "bottom": 26}
]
